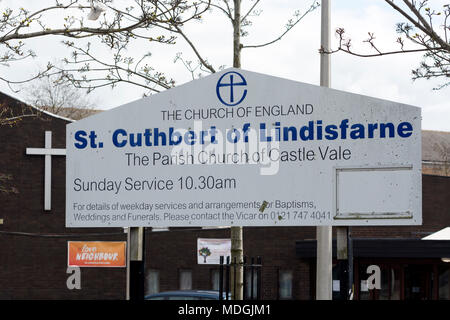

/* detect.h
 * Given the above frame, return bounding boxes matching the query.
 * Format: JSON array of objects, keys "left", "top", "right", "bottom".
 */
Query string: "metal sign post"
[
  {"left": 316, "top": 0, "right": 332, "bottom": 301},
  {"left": 128, "top": 227, "right": 145, "bottom": 300}
]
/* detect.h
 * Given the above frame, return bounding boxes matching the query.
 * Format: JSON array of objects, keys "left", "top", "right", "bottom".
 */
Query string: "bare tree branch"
[
  {"left": 322, "top": 0, "right": 450, "bottom": 89},
  {"left": 243, "top": 0, "right": 320, "bottom": 49},
  {"left": 174, "top": 0, "right": 319, "bottom": 76},
  {"left": 0, "top": 1, "right": 211, "bottom": 93}
]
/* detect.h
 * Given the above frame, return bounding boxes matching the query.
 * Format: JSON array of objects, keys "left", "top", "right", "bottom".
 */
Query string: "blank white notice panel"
[{"left": 335, "top": 166, "right": 415, "bottom": 221}]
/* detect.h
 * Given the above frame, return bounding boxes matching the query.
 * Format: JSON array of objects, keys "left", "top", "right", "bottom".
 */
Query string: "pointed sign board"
[{"left": 66, "top": 68, "right": 421, "bottom": 228}]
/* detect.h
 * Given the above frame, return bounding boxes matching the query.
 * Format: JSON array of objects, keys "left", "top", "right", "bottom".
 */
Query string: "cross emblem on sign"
[
  {"left": 216, "top": 71, "right": 248, "bottom": 106},
  {"left": 26, "top": 131, "right": 66, "bottom": 211}
]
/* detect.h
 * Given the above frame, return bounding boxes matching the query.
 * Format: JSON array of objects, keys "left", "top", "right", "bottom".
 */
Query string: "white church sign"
[{"left": 66, "top": 68, "right": 422, "bottom": 228}]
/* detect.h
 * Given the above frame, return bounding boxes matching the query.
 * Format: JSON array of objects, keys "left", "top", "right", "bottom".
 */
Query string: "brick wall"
[
  {"left": 145, "top": 226, "right": 317, "bottom": 299},
  {"left": 0, "top": 94, "right": 126, "bottom": 299}
]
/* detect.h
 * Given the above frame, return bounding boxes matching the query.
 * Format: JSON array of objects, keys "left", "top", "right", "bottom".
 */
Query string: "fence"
[{"left": 218, "top": 256, "right": 262, "bottom": 300}]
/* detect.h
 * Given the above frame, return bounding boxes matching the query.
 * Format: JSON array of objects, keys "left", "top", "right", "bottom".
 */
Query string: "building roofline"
[{"left": 0, "top": 90, "right": 74, "bottom": 123}]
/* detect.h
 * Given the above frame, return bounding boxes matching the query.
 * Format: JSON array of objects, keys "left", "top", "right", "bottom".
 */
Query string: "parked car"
[{"left": 145, "top": 290, "right": 228, "bottom": 300}]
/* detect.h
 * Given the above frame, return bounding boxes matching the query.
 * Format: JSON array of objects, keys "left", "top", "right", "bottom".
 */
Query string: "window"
[
  {"left": 145, "top": 269, "right": 159, "bottom": 295},
  {"left": 179, "top": 269, "right": 192, "bottom": 290},
  {"left": 379, "top": 267, "right": 400, "bottom": 300},
  {"left": 211, "top": 269, "right": 221, "bottom": 291},
  {"left": 439, "top": 267, "right": 450, "bottom": 300},
  {"left": 279, "top": 270, "right": 293, "bottom": 299},
  {"left": 245, "top": 270, "right": 258, "bottom": 299}
]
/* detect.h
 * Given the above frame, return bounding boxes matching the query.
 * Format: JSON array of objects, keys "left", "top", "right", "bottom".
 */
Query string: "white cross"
[{"left": 26, "top": 131, "right": 66, "bottom": 211}]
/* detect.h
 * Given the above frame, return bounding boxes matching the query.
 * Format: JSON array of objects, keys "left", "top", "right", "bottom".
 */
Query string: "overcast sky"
[{"left": 1, "top": 0, "right": 449, "bottom": 132}]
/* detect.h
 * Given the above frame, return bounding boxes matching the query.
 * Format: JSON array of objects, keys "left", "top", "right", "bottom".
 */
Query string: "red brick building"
[
  {"left": 0, "top": 92, "right": 126, "bottom": 299},
  {"left": 1, "top": 91, "right": 449, "bottom": 300}
]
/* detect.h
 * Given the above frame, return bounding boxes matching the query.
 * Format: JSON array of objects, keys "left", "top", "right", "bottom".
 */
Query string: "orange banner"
[{"left": 68, "top": 241, "right": 126, "bottom": 267}]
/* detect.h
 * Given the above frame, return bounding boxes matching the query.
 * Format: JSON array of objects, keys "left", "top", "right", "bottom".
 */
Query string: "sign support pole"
[
  {"left": 336, "top": 226, "right": 348, "bottom": 299},
  {"left": 128, "top": 227, "right": 145, "bottom": 300},
  {"left": 126, "top": 228, "right": 130, "bottom": 300},
  {"left": 316, "top": 0, "right": 333, "bottom": 300},
  {"left": 348, "top": 227, "right": 354, "bottom": 299}
]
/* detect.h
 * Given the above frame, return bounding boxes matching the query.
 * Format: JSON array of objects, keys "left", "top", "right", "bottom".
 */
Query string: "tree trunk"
[
  {"left": 230, "top": 0, "right": 243, "bottom": 301},
  {"left": 233, "top": 0, "right": 242, "bottom": 68}
]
